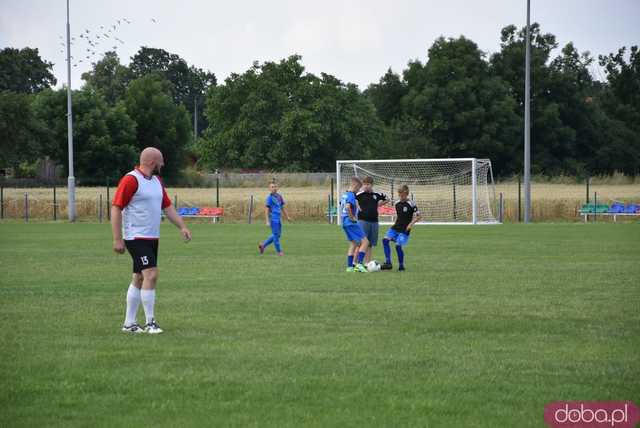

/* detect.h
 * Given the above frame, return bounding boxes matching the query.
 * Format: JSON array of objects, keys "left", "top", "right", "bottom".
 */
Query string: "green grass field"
[{"left": 1, "top": 222, "right": 639, "bottom": 427}]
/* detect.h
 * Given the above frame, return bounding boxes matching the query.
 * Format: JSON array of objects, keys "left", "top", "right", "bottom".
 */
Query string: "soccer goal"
[{"left": 336, "top": 158, "right": 499, "bottom": 225}]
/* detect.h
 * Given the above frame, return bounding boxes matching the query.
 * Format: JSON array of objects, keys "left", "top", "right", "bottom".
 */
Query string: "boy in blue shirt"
[
  {"left": 259, "top": 181, "right": 291, "bottom": 256},
  {"left": 340, "top": 177, "right": 370, "bottom": 272}
]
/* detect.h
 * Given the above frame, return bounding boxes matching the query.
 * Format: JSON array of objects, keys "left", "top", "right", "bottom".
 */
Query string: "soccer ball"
[{"left": 366, "top": 260, "right": 381, "bottom": 272}]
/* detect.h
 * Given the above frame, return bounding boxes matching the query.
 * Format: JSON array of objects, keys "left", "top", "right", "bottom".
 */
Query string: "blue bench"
[{"left": 579, "top": 202, "right": 640, "bottom": 222}]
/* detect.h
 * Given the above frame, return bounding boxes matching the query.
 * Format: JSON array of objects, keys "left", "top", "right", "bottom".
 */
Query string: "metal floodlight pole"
[
  {"left": 66, "top": 0, "right": 76, "bottom": 221},
  {"left": 523, "top": 0, "right": 532, "bottom": 223}
]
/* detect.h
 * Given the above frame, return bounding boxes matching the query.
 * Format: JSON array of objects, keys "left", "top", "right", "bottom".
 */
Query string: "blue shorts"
[
  {"left": 270, "top": 220, "right": 281, "bottom": 237},
  {"left": 342, "top": 223, "right": 366, "bottom": 243},
  {"left": 385, "top": 228, "right": 410, "bottom": 246},
  {"left": 358, "top": 220, "right": 379, "bottom": 246}
]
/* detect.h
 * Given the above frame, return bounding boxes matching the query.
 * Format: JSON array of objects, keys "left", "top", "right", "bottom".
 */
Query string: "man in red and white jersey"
[{"left": 111, "top": 147, "right": 192, "bottom": 334}]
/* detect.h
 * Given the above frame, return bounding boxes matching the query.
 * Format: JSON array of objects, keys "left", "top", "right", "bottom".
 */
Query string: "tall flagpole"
[
  {"left": 66, "top": 0, "right": 76, "bottom": 221},
  {"left": 524, "top": 0, "right": 531, "bottom": 223}
]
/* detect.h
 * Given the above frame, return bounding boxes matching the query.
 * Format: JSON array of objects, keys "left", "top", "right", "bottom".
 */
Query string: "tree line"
[
  {"left": 1, "top": 24, "right": 639, "bottom": 184},
  {"left": 0, "top": 47, "right": 213, "bottom": 184}
]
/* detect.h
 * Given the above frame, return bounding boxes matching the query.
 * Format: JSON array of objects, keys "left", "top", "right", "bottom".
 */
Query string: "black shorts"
[{"left": 125, "top": 239, "right": 159, "bottom": 273}]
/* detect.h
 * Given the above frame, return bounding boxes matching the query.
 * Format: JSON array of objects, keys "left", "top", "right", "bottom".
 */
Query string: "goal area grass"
[{"left": 1, "top": 223, "right": 638, "bottom": 427}]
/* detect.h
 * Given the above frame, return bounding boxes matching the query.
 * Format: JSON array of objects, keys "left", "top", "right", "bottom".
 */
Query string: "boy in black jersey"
[
  {"left": 381, "top": 185, "right": 421, "bottom": 271},
  {"left": 356, "top": 176, "right": 388, "bottom": 264}
]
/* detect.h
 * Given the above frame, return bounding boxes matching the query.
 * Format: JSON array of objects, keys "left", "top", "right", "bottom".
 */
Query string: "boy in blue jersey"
[
  {"left": 259, "top": 181, "right": 291, "bottom": 256},
  {"left": 381, "top": 185, "right": 421, "bottom": 271},
  {"left": 340, "top": 177, "right": 370, "bottom": 272}
]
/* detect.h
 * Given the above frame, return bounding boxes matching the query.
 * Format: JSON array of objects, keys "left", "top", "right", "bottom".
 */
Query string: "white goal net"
[{"left": 336, "top": 158, "right": 498, "bottom": 225}]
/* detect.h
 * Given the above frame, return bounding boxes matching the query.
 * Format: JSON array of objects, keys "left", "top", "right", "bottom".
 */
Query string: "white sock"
[
  {"left": 140, "top": 289, "right": 156, "bottom": 324},
  {"left": 124, "top": 284, "right": 141, "bottom": 326}
]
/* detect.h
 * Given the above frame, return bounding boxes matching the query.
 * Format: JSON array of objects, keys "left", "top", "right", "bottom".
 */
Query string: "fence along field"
[{"left": 1, "top": 180, "right": 639, "bottom": 222}]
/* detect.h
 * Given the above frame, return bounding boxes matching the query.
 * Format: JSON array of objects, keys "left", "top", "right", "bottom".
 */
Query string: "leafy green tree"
[
  {"left": 0, "top": 91, "right": 49, "bottom": 169},
  {"left": 596, "top": 45, "right": 640, "bottom": 174},
  {"left": 490, "top": 24, "right": 558, "bottom": 103},
  {"left": 276, "top": 72, "right": 382, "bottom": 171},
  {"left": 545, "top": 42, "right": 602, "bottom": 174},
  {"left": 130, "top": 47, "right": 216, "bottom": 136},
  {"left": 490, "top": 24, "right": 575, "bottom": 175},
  {"left": 599, "top": 45, "right": 640, "bottom": 126},
  {"left": 365, "top": 69, "right": 407, "bottom": 125},
  {"left": 589, "top": 108, "right": 640, "bottom": 175},
  {"left": 0, "top": 47, "right": 56, "bottom": 93},
  {"left": 81, "top": 52, "right": 133, "bottom": 104},
  {"left": 124, "top": 74, "right": 192, "bottom": 181},
  {"left": 372, "top": 37, "right": 521, "bottom": 173},
  {"left": 32, "top": 88, "right": 138, "bottom": 184},
  {"left": 375, "top": 117, "right": 431, "bottom": 159},
  {"left": 199, "top": 55, "right": 383, "bottom": 171},
  {"left": 491, "top": 24, "right": 639, "bottom": 175}
]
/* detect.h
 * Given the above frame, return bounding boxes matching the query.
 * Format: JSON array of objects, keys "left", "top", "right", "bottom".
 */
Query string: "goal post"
[{"left": 336, "top": 158, "right": 499, "bottom": 225}]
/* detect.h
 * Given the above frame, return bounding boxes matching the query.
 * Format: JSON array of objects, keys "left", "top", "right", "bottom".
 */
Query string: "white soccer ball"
[{"left": 366, "top": 260, "right": 381, "bottom": 272}]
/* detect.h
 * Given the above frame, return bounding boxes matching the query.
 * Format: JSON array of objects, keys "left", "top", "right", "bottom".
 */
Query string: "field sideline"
[{"left": 1, "top": 223, "right": 639, "bottom": 427}]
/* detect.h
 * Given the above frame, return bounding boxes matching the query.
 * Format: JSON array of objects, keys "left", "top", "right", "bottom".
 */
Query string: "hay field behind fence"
[{"left": 1, "top": 183, "right": 639, "bottom": 222}]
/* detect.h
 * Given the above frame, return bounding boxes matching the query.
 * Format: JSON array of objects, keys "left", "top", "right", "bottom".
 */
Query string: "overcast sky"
[{"left": 1, "top": 0, "right": 638, "bottom": 89}]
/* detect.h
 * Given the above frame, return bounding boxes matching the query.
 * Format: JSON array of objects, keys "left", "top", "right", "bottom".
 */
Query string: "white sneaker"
[
  {"left": 144, "top": 319, "right": 163, "bottom": 334},
  {"left": 122, "top": 323, "right": 144, "bottom": 333}
]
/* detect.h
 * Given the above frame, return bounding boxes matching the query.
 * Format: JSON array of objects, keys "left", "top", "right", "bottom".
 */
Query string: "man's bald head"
[{"left": 139, "top": 147, "right": 164, "bottom": 175}]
